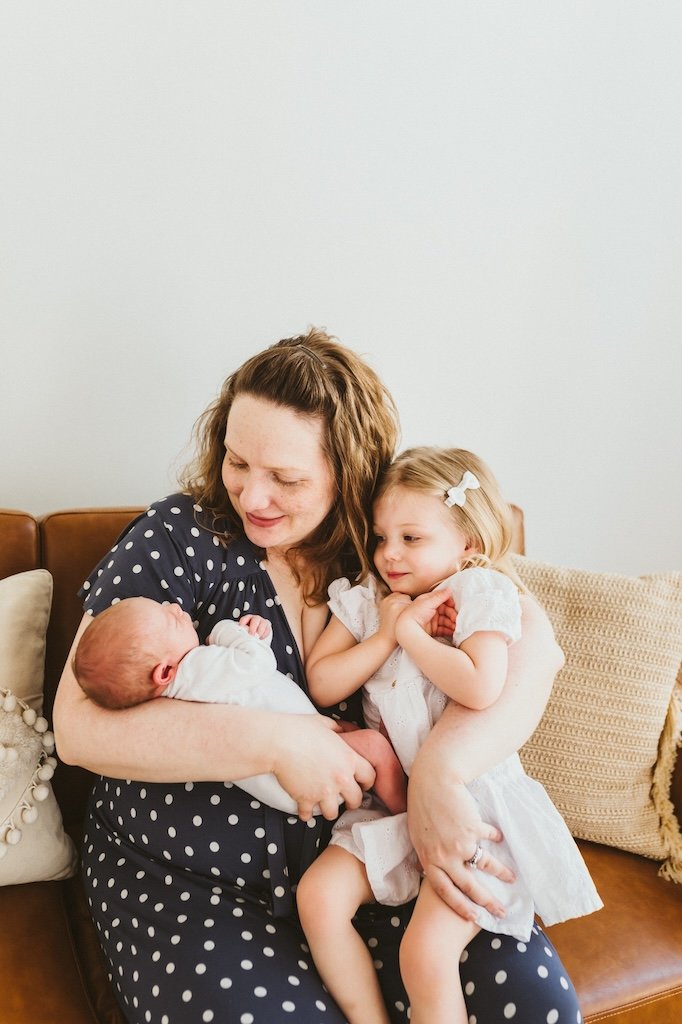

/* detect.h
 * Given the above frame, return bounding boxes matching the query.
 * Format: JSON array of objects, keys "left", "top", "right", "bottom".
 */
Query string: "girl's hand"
[
  {"left": 270, "top": 714, "right": 376, "bottom": 821},
  {"left": 239, "top": 614, "right": 271, "bottom": 641},
  {"left": 430, "top": 592, "right": 457, "bottom": 639},
  {"left": 376, "top": 591, "right": 412, "bottom": 641},
  {"left": 407, "top": 759, "right": 515, "bottom": 920},
  {"left": 395, "top": 590, "right": 454, "bottom": 641}
]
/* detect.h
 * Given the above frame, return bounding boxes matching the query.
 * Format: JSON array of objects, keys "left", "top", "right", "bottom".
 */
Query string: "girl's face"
[
  {"left": 372, "top": 485, "right": 475, "bottom": 597},
  {"left": 222, "top": 394, "right": 336, "bottom": 557}
]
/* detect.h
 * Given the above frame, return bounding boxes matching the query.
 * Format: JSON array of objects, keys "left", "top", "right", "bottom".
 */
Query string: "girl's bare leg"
[
  {"left": 400, "top": 877, "right": 480, "bottom": 1024},
  {"left": 297, "top": 845, "right": 391, "bottom": 1024}
]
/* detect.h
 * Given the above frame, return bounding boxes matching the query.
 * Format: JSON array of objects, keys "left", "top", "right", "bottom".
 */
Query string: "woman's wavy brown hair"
[{"left": 180, "top": 327, "right": 400, "bottom": 603}]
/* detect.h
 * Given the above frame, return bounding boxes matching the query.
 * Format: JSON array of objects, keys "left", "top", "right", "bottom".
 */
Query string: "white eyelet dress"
[{"left": 328, "top": 569, "right": 603, "bottom": 941}]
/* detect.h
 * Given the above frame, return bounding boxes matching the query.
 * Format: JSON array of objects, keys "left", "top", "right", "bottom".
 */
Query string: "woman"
[{"left": 54, "top": 328, "right": 579, "bottom": 1023}]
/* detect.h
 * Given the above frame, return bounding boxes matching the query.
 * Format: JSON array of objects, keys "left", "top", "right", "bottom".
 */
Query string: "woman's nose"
[{"left": 239, "top": 473, "right": 271, "bottom": 510}]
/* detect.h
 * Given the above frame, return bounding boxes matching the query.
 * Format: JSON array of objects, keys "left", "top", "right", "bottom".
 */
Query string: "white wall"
[{"left": 2, "top": 2, "right": 680, "bottom": 577}]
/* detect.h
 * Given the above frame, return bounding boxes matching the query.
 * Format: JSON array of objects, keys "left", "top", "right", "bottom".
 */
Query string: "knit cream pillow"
[{"left": 512, "top": 555, "right": 682, "bottom": 882}]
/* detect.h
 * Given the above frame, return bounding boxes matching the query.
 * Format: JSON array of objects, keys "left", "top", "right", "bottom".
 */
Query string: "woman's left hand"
[{"left": 407, "top": 750, "right": 514, "bottom": 921}]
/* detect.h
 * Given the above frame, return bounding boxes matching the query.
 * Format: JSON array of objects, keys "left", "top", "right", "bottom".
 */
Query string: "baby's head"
[
  {"left": 373, "top": 446, "right": 519, "bottom": 593},
  {"left": 73, "top": 597, "right": 199, "bottom": 709}
]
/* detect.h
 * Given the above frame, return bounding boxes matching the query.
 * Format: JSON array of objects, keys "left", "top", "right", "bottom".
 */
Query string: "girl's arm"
[
  {"left": 301, "top": 602, "right": 331, "bottom": 661},
  {"left": 406, "top": 593, "right": 564, "bottom": 917},
  {"left": 395, "top": 590, "right": 508, "bottom": 710},
  {"left": 306, "top": 615, "right": 392, "bottom": 707},
  {"left": 306, "top": 592, "right": 411, "bottom": 707},
  {"left": 54, "top": 614, "right": 376, "bottom": 822}
]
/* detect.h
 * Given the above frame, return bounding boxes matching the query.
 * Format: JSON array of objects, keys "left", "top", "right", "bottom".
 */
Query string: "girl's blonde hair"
[
  {"left": 181, "top": 327, "right": 400, "bottom": 603},
  {"left": 376, "top": 446, "right": 523, "bottom": 588}
]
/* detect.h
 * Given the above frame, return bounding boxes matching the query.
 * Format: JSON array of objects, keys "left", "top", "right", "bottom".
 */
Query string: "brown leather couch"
[{"left": 1, "top": 506, "right": 681, "bottom": 1024}]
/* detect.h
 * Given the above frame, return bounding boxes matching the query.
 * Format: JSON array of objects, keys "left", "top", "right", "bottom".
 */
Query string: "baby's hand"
[
  {"left": 377, "top": 592, "right": 412, "bottom": 640},
  {"left": 239, "top": 614, "right": 272, "bottom": 641}
]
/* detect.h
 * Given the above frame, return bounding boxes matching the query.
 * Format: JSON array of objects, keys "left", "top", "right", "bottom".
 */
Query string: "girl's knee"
[
  {"left": 296, "top": 865, "right": 327, "bottom": 930},
  {"left": 296, "top": 850, "right": 365, "bottom": 929},
  {"left": 400, "top": 923, "right": 444, "bottom": 995},
  {"left": 401, "top": 902, "right": 473, "bottom": 1001}
]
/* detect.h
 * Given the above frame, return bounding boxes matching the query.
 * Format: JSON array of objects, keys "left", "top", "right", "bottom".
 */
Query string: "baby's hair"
[
  {"left": 72, "top": 599, "right": 163, "bottom": 709},
  {"left": 376, "top": 446, "right": 523, "bottom": 588}
]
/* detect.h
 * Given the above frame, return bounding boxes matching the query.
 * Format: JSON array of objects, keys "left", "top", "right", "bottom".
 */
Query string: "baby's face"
[{"left": 142, "top": 600, "right": 200, "bottom": 663}]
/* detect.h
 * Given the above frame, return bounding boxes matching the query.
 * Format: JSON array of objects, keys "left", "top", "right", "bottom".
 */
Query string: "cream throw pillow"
[
  {"left": 0, "top": 570, "right": 78, "bottom": 884},
  {"left": 512, "top": 555, "right": 682, "bottom": 882}
]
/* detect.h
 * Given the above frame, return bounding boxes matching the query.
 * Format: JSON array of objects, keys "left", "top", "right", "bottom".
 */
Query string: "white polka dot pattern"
[{"left": 79, "top": 493, "right": 581, "bottom": 1022}]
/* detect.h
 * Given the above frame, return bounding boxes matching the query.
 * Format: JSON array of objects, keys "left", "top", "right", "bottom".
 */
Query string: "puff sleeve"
[
  {"left": 439, "top": 568, "right": 522, "bottom": 647},
  {"left": 327, "top": 575, "right": 379, "bottom": 642}
]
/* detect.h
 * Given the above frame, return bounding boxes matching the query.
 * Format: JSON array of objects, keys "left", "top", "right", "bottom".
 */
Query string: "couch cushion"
[
  {"left": 514, "top": 556, "right": 682, "bottom": 880},
  {"left": 0, "top": 510, "right": 39, "bottom": 580},
  {"left": 0, "top": 879, "right": 104, "bottom": 1024},
  {"left": 548, "top": 841, "right": 682, "bottom": 1023}
]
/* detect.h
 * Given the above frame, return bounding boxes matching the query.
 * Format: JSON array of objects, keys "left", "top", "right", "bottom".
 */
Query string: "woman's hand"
[
  {"left": 407, "top": 759, "right": 514, "bottom": 920},
  {"left": 269, "top": 714, "right": 376, "bottom": 821}
]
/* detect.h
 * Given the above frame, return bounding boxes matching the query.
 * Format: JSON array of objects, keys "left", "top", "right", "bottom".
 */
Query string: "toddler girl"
[{"left": 298, "top": 446, "right": 602, "bottom": 1024}]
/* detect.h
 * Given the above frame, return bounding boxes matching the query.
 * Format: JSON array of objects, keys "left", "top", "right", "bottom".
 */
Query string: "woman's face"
[{"left": 222, "top": 394, "right": 336, "bottom": 556}]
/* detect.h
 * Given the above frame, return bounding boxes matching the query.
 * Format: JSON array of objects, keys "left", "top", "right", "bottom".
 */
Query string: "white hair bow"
[{"left": 444, "top": 471, "right": 480, "bottom": 508}]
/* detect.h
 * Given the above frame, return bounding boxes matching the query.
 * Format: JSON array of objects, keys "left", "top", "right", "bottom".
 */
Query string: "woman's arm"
[
  {"left": 54, "top": 614, "right": 375, "bottom": 821},
  {"left": 407, "top": 593, "right": 564, "bottom": 916}
]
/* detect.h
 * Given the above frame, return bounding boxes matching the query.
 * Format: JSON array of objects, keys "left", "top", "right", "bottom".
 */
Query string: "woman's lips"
[{"left": 246, "top": 512, "right": 284, "bottom": 529}]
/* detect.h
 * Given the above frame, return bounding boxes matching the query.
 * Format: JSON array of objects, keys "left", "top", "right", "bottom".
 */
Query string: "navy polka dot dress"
[{"left": 80, "top": 493, "right": 583, "bottom": 1023}]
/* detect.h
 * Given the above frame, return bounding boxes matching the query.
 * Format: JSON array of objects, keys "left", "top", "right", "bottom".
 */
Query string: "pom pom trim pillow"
[
  {"left": 512, "top": 555, "right": 682, "bottom": 882},
  {"left": 0, "top": 570, "right": 77, "bottom": 884}
]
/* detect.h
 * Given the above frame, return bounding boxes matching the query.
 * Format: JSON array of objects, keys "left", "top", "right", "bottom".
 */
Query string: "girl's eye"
[
  {"left": 373, "top": 534, "right": 385, "bottom": 544},
  {"left": 404, "top": 535, "right": 419, "bottom": 543}
]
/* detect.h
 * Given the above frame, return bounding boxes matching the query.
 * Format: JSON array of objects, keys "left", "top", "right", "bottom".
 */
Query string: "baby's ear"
[{"left": 152, "top": 662, "right": 176, "bottom": 692}]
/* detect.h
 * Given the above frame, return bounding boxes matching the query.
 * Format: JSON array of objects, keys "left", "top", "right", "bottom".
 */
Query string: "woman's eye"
[
  {"left": 228, "top": 459, "right": 247, "bottom": 471},
  {"left": 274, "top": 476, "right": 300, "bottom": 488}
]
